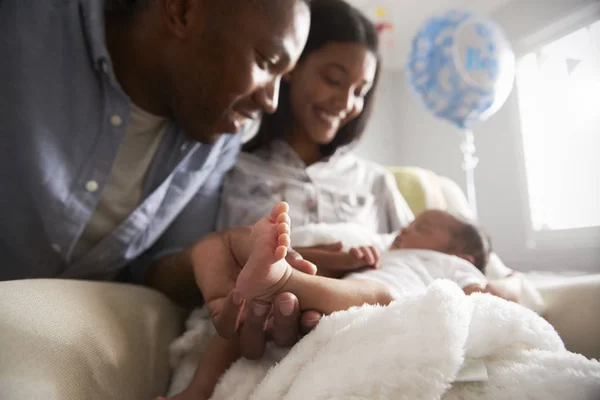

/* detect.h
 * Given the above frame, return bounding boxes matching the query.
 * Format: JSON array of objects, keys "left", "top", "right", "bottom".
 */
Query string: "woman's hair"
[{"left": 243, "top": 0, "right": 380, "bottom": 157}]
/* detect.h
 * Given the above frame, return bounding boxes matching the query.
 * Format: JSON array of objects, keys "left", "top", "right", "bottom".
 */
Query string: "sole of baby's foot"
[{"left": 236, "top": 202, "right": 293, "bottom": 301}]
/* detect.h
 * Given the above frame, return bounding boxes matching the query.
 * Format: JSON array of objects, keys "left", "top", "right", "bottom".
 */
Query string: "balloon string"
[{"left": 460, "top": 129, "right": 479, "bottom": 219}]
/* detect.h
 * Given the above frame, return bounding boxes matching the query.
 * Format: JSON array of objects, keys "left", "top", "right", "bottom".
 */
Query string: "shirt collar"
[
  {"left": 263, "top": 139, "right": 351, "bottom": 168},
  {"left": 79, "top": 0, "right": 110, "bottom": 71}
]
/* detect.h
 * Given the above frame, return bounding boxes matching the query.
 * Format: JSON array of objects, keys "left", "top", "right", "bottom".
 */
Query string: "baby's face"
[{"left": 390, "top": 210, "right": 458, "bottom": 253}]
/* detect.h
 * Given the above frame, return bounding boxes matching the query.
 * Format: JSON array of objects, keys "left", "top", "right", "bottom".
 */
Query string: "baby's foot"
[{"left": 236, "top": 202, "right": 293, "bottom": 301}]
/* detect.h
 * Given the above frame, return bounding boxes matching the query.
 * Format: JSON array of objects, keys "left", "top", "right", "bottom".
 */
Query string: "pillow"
[
  {"left": 387, "top": 166, "right": 447, "bottom": 216},
  {"left": 0, "top": 279, "right": 183, "bottom": 400}
]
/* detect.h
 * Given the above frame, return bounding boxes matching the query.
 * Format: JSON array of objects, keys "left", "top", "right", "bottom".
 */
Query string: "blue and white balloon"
[{"left": 406, "top": 10, "right": 516, "bottom": 129}]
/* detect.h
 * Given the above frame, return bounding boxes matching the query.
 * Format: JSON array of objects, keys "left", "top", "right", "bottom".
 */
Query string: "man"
[{"left": 0, "top": 0, "right": 317, "bottom": 358}]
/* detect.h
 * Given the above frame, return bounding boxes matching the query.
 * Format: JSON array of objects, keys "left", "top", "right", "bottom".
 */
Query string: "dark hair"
[
  {"left": 104, "top": 0, "right": 309, "bottom": 19},
  {"left": 451, "top": 221, "right": 492, "bottom": 273},
  {"left": 104, "top": 0, "right": 151, "bottom": 16},
  {"left": 243, "top": 0, "right": 380, "bottom": 157}
]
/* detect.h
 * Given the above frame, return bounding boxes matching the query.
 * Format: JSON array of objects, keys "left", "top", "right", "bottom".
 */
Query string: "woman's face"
[{"left": 288, "top": 41, "right": 377, "bottom": 145}]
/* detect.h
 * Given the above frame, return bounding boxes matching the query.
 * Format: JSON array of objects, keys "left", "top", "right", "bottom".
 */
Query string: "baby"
[
  {"left": 159, "top": 204, "right": 493, "bottom": 400},
  {"left": 353, "top": 207, "right": 493, "bottom": 297}
]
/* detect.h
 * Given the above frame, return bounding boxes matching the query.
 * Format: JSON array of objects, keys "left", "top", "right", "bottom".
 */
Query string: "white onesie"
[{"left": 345, "top": 249, "right": 487, "bottom": 296}]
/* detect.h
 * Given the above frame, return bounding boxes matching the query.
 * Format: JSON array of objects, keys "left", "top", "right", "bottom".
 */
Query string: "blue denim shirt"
[{"left": 0, "top": 0, "right": 241, "bottom": 281}]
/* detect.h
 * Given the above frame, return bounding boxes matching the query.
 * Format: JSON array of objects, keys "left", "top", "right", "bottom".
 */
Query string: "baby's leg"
[
  {"left": 155, "top": 335, "right": 241, "bottom": 400},
  {"left": 236, "top": 202, "right": 396, "bottom": 314}
]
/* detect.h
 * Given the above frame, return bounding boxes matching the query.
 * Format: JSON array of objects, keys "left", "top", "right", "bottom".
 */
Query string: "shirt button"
[
  {"left": 180, "top": 143, "right": 189, "bottom": 152},
  {"left": 52, "top": 243, "right": 62, "bottom": 253},
  {"left": 85, "top": 180, "right": 99, "bottom": 193},
  {"left": 110, "top": 114, "right": 123, "bottom": 127},
  {"left": 101, "top": 61, "right": 109, "bottom": 74}
]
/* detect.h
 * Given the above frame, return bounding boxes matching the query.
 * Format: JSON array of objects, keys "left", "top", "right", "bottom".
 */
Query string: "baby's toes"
[
  {"left": 278, "top": 232, "right": 291, "bottom": 248},
  {"left": 276, "top": 211, "right": 290, "bottom": 225},
  {"left": 269, "top": 202, "right": 289, "bottom": 222},
  {"left": 274, "top": 244, "right": 288, "bottom": 260},
  {"left": 277, "top": 222, "right": 290, "bottom": 236}
]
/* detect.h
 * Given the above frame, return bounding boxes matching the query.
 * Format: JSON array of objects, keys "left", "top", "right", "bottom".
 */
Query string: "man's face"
[{"left": 161, "top": 0, "right": 310, "bottom": 143}]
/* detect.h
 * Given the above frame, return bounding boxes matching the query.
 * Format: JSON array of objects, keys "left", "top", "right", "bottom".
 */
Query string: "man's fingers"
[
  {"left": 300, "top": 310, "right": 323, "bottom": 335},
  {"left": 271, "top": 293, "right": 301, "bottom": 347},
  {"left": 239, "top": 299, "right": 272, "bottom": 360},
  {"left": 210, "top": 290, "right": 245, "bottom": 338}
]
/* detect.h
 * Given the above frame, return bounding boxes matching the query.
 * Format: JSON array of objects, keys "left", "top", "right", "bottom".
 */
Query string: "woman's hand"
[
  {"left": 348, "top": 246, "right": 380, "bottom": 269},
  {"left": 295, "top": 243, "right": 380, "bottom": 278}
]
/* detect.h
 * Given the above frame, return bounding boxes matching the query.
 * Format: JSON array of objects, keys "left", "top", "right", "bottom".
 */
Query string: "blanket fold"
[{"left": 168, "top": 280, "right": 600, "bottom": 400}]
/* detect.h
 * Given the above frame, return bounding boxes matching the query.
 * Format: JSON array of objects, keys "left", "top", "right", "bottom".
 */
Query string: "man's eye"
[{"left": 258, "top": 54, "right": 280, "bottom": 71}]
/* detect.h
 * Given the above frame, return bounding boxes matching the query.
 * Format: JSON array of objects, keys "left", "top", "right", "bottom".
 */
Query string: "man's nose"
[{"left": 255, "top": 76, "right": 281, "bottom": 114}]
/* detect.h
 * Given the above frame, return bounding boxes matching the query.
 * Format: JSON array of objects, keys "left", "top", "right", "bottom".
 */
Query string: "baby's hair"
[{"left": 450, "top": 218, "right": 492, "bottom": 273}]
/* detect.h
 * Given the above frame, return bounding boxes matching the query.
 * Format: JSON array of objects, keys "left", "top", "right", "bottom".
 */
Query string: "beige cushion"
[
  {"left": 534, "top": 274, "right": 600, "bottom": 361},
  {"left": 0, "top": 279, "right": 184, "bottom": 400}
]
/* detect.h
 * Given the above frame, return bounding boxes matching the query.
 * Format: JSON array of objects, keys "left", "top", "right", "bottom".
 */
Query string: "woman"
[{"left": 220, "top": 0, "right": 413, "bottom": 247}]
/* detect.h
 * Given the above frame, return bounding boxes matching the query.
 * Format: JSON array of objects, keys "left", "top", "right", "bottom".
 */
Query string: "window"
[{"left": 516, "top": 18, "right": 600, "bottom": 242}]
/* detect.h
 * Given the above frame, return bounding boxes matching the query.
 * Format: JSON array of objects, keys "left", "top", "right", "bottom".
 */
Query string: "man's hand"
[{"left": 195, "top": 235, "right": 322, "bottom": 359}]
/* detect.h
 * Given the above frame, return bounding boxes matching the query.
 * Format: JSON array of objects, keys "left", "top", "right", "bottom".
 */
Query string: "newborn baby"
[
  {"left": 345, "top": 208, "right": 492, "bottom": 297},
  {"left": 160, "top": 204, "right": 496, "bottom": 400}
]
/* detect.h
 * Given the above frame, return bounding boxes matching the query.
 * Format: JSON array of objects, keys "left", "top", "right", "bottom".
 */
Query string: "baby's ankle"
[{"left": 254, "top": 260, "right": 294, "bottom": 302}]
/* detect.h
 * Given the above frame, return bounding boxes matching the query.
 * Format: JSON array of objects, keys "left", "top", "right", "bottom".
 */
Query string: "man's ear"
[
  {"left": 455, "top": 253, "right": 475, "bottom": 265},
  {"left": 159, "top": 0, "right": 197, "bottom": 39}
]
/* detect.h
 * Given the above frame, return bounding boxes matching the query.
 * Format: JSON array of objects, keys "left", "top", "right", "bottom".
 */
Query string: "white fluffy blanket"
[{"left": 167, "top": 281, "right": 600, "bottom": 399}]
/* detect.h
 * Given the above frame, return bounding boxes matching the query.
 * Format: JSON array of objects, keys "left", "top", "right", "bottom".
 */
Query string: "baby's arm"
[{"left": 463, "top": 281, "right": 520, "bottom": 303}]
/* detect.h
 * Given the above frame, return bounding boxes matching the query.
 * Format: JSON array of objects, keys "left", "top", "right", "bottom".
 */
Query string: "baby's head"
[{"left": 390, "top": 210, "right": 492, "bottom": 272}]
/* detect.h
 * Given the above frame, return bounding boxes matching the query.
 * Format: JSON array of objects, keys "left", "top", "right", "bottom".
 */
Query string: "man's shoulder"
[{"left": 1, "top": 0, "right": 81, "bottom": 22}]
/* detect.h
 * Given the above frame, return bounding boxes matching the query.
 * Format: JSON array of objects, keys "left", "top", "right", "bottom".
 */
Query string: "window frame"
[{"left": 512, "top": 2, "right": 600, "bottom": 250}]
